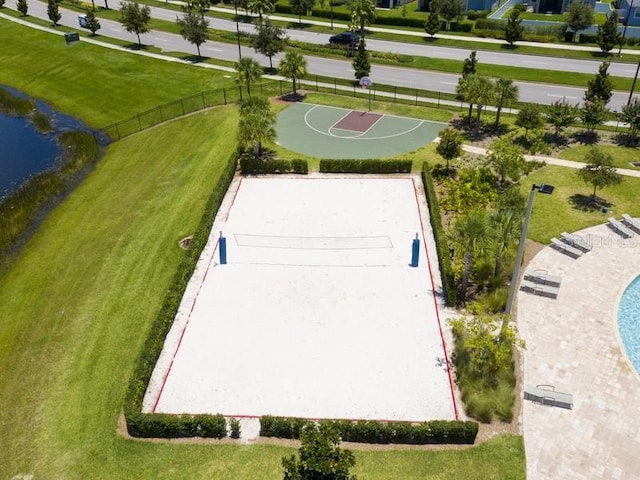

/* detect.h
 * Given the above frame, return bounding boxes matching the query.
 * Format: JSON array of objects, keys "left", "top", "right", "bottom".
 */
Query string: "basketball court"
[
  {"left": 143, "top": 176, "right": 458, "bottom": 437},
  {"left": 276, "top": 103, "right": 444, "bottom": 159}
]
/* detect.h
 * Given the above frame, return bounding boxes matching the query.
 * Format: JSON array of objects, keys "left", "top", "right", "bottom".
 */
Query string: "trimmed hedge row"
[
  {"left": 319, "top": 159, "right": 412, "bottom": 173},
  {"left": 421, "top": 162, "right": 456, "bottom": 307},
  {"left": 260, "top": 416, "right": 478, "bottom": 445},
  {"left": 240, "top": 153, "right": 308, "bottom": 174},
  {"left": 123, "top": 150, "right": 238, "bottom": 438}
]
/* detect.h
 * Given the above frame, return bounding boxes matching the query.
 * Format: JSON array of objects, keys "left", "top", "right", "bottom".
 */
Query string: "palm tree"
[
  {"left": 278, "top": 51, "right": 307, "bottom": 97},
  {"left": 474, "top": 76, "right": 495, "bottom": 127},
  {"left": 349, "top": 0, "right": 376, "bottom": 37},
  {"left": 248, "top": 0, "right": 274, "bottom": 23},
  {"left": 238, "top": 96, "right": 276, "bottom": 157},
  {"left": 451, "top": 211, "right": 491, "bottom": 304},
  {"left": 235, "top": 57, "right": 263, "bottom": 96},
  {"left": 493, "top": 78, "right": 518, "bottom": 128},
  {"left": 456, "top": 74, "right": 484, "bottom": 125},
  {"left": 489, "top": 208, "right": 522, "bottom": 280}
]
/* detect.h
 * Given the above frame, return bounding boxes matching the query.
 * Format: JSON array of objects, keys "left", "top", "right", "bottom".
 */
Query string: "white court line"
[
  {"left": 298, "top": 102, "right": 445, "bottom": 124},
  {"left": 303, "top": 106, "right": 426, "bottom": 141}
]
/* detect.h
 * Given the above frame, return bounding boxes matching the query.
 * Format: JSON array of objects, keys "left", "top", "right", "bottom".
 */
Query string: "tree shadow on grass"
[
  {"left": 286, "top": 22, "right": 315, "bottom": 30},
  {"left": 180, "top": 54, "right": 207, "bottom": 63},
  {"left": 569, "top": 193, "right": 612, "bottom": 212}
]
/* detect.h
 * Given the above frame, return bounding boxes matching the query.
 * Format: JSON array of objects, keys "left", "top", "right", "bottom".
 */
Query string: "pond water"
[
  {"left": 0, "top": 86, "right": 106, "bottom": 199},
  {"left": 0, "top": 109, "right": 60, "bottom": 197}
]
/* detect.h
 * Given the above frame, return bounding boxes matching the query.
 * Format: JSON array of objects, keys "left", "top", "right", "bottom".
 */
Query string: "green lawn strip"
[
  {"left": 353, "top": 434, "right": 525, "bottom": 480},
  {"left": 522, "top": 164, "right": 640, "bottom": 243},
  {"left": 0, "top": 109, "right": 241, "bottom": 477},
  {"left": 0, "top": 20, "right": 234, "bottom": 127},
  {"left": 558, "top": 143, "right": 640, "bottom": 170}
]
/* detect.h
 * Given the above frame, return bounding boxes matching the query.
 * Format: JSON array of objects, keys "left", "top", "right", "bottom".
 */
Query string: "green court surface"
[{"left": 276, "top": 103, "right": 445, "bottom": 159}]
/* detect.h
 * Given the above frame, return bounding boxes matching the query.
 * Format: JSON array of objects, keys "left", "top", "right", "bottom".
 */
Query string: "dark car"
[{"left": 329, "top": 32, "right": 360, "bottom": 46}]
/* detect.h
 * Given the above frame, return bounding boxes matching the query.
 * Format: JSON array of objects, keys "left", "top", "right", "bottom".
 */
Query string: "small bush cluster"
[
  {"left": 422, "top": 163, "right": 456, "bottom": 306},
  {"left": 240, "top": 153, "right": 308, "bottom": 174},
  {"left": 260, "top": 416, "right": 478, "bottom": 445},
  {"left": 123, "top": 151, "right": 238, "bottom": 437},
  {"left": 448, "top": 20, "right": 474, "bottom": 33},
  {"left": 473, "top": 18, "right": 505, "bottom": 31},
  {"left": 466, "top": 10, "right": 490, "bottom": 20},
  {"left": 319, "top": 159, "right": 412, "bottom": 173},
  {"left": 129, "top": 413, "right": 229, "bottom": 438}
]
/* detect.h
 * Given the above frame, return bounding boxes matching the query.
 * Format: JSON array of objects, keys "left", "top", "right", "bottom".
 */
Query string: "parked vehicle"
[{"left": 329, "top": 31, "right": 360, "bottom": 46}]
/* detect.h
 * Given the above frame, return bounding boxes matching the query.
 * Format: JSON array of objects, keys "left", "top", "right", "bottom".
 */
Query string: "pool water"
[{"left": 618, "top": 276, "right": 640, "bottom": 375}]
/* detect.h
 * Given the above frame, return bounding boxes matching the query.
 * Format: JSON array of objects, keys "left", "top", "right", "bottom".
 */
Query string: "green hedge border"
[
  {"left": 421, "top": 162, "right": 456, "bottom": 307},
  {"left": 260, "top": 416, "right": 478, "bottom": 445},
  {"left": 239, "top": 153, "right": 308, "bottom": 174},
  {"left": 319, "top": 159, "right": 412, "bottom": 173},
  {"left": 123, "top": 151, "right": 238, "bottom": 438}
]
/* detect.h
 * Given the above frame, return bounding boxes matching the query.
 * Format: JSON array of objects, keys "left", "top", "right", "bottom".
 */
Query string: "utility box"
[{"left": 65, "top": 32, "right": 80, "bottom": 44}]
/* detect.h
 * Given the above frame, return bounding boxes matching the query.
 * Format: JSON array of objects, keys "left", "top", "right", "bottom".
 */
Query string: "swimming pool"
[{"left": 618, "top": 275, "right": 640, "bottom": 375}]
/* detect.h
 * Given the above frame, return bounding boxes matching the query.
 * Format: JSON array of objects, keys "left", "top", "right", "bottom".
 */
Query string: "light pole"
[
  {"left": 618, "top": 0, "right": 636, "bottom": 56},
  {"left": 505, "top": 183, "right": 555, "bottom": 315},
  {"left": 234, "top": 0, "right": 242, "bottom": 60},
  {"left": 627, "top": 56, "right": 640, "bottom": 106}
]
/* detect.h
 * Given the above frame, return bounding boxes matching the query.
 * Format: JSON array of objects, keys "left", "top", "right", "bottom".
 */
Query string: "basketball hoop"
[{"left": 359, "top": 76, "right": 373, "bottom": 89}]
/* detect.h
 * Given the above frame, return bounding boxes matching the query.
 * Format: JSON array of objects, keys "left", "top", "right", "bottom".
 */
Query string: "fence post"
[
  {"left": 137, "top": 114, "right": 142, "bottom": 131},
  {"left": 334, "top": 78, "right": 337, "bottom": 94},
  {"left": 115, "top": 124, "right": 121, "bottom": 141},
  {"left": 181, "top": 98, "right": 185, "bottom": 115},
  {"left": 223, "top": 88, "right": 227, "bottom": 105},
  {"left": 438, "top": 91, "right": 440, "bottom": 109},
  {"left": 316, "top": 75, "right": 318, "bottom": 91},
  {"left": 394, "top": 86, "right": 397, "bottom": 103},
  {"left": 201, "top": 91, "right": 205, "bottom": 109},
  {"left": 415, "top": 89, "right": 418, "bottom": 106}
]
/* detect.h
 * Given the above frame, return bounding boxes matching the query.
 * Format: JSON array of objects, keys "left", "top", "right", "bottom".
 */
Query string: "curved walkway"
[{"left": 517, "top": 221, "right": 640, "bottom": 479}]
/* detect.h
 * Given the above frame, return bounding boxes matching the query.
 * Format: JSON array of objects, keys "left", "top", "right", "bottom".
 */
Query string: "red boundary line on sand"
[
  {"left": 411, "top": 177, "right": 460, "bottom": 421},
  {"left": 152, "top": 177, "right": 244, "bottom": 413},
  {"left": 216, "top": 413, "right": 429, "bottom": 423}
]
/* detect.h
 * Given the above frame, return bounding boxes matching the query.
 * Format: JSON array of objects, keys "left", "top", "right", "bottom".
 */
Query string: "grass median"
[
  {"left": 522, "top": 164, "right": 640, "bottom": 243},
  {"left": 0, "top": 20, "right": 234, "bottom": 127}
]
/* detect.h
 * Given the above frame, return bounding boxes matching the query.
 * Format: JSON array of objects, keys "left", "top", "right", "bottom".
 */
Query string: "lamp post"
[
  {"left": 234, "top": 0, "right": 242, "bottom": 60},
  {"left": 627, "top": 56, "right": 640, "bottom": 106},
  {"left": 618, "top": 0, "right": 636, "bottom": 56},
  {"left": 505, "top": 183, "right": 555, "bottom": 315}
]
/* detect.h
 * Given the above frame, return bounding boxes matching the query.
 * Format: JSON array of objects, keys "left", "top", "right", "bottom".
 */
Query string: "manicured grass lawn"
[
  {"left": 0, "top": 101, "right": 527, "bottom": 480},
  {"left": 0, "top": 20, "right": 235, "bottom": 126},
  {"left": 0, "top": 17, "right": 528, "bottom": 479},
  {"left": 522, "top": 164, "right": 640, "bottom": 243},
  {"left": 558, "top": 143, "right": 640, "bottom": 170}
]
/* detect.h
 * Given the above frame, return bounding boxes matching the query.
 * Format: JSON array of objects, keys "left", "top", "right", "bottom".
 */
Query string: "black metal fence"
[
  {"left": 100, "top": 82, "right": 284, "bottom": 141},
  {"left": 100, "top": 78, "right": 461, "bottom": 142}
]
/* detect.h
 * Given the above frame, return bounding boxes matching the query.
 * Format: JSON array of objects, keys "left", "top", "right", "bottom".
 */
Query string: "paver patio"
[{"left": 518, "top": 221, "right": 640, "bottom": 479}]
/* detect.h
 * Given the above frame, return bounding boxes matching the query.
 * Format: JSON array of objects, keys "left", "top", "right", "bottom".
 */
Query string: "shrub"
[
  {"left": 466, "top": 9, "right": 489, "bottom": 20},
  {"left": 473, "top": 18, "right": 505, "bottom": 31},
  {"left": 421, "top": 163, "right": 456, "bottom": 307},
  {"left": 450, "top": 20, "right": 474, "bottom": 32},
  {"left": 260, "top": 416, "right": 478, "bottom": 444},
  {"left": 123, "top": 151, "right": 238, "bottom": 437},
  {"left": 229, "top": 418, "right": 241, "bottom": 439},
  {"left": 319, "top": 159, "right": 412, "bottom": 173},
  {"left": 239, "top": 153, "right": 308, "bottom": 174}
]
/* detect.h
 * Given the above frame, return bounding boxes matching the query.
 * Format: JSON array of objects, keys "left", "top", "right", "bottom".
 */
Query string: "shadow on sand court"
[{"left": 276, "top": 103, "right": 444, "bottom": 159}]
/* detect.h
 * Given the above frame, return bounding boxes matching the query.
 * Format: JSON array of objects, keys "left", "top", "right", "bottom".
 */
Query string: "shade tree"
[
  {"left": 251, "top": 19, "right": 286, "bottom": 70},
  {"left": 545, "top": 98, "right": 578, "bottom": 137},
  {"left": 119, "top": 1, "right": 151, "bottom": 46},
  {"left": 177, "top": 10, "right": 209, "bottom": 58},
  {"left": 577, "top": 147, "right": 623, "bottom": 201},
  {"left": 278, "top": 51, "right": 307, "bottom": 96}
]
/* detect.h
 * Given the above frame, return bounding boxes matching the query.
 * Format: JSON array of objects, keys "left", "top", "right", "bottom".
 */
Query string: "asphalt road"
[{"left": 20, "top": 1, "right": 638, "bottom": 110}]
